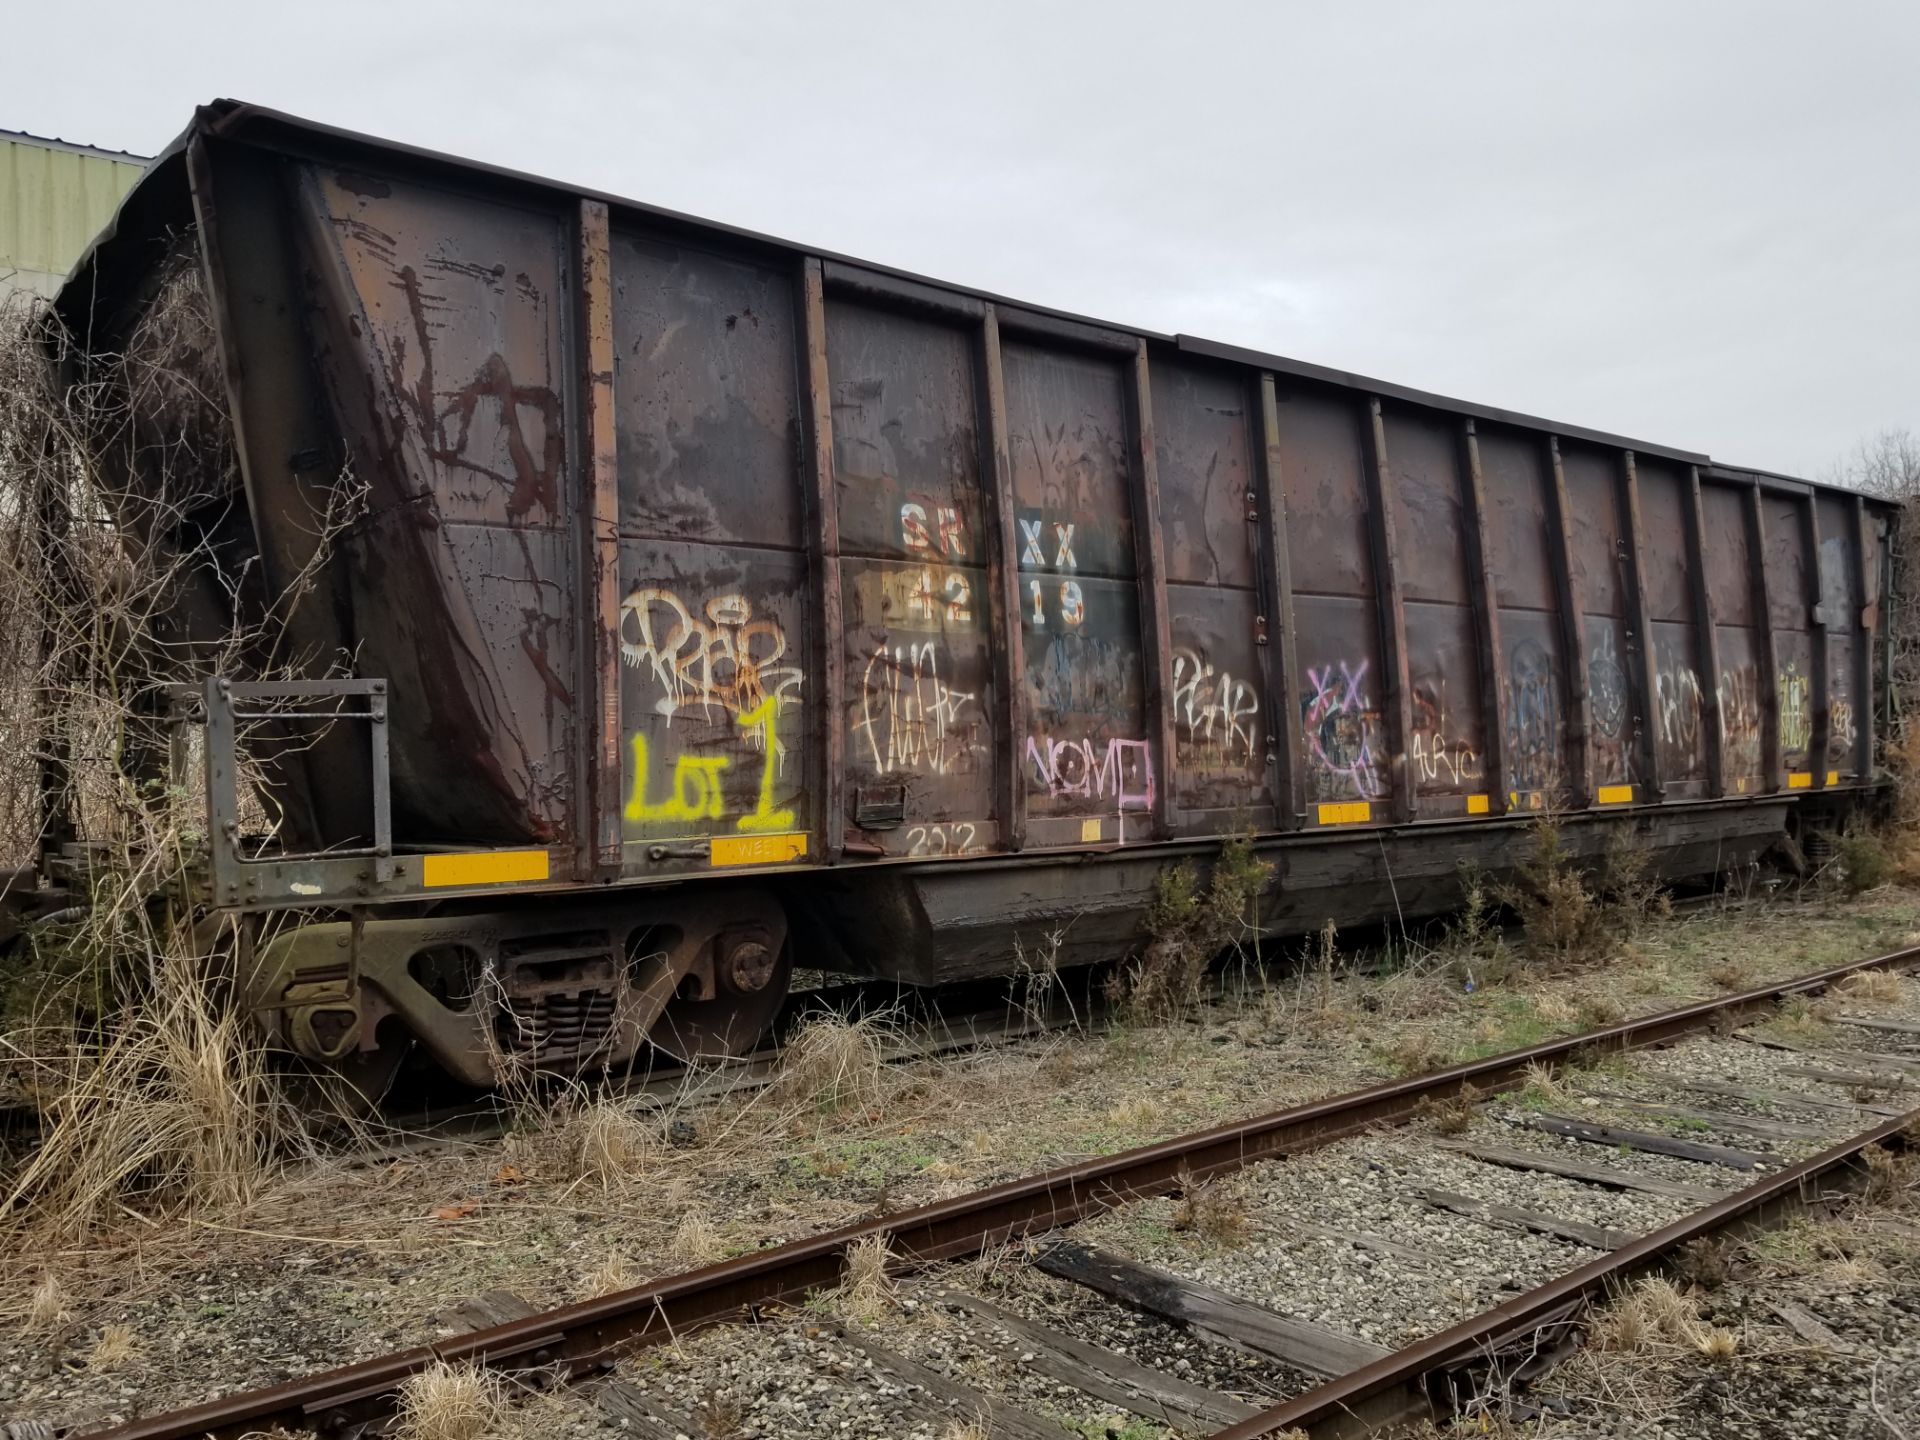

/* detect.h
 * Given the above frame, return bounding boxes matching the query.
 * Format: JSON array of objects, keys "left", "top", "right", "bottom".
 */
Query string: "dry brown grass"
[
  {"left": 394, "top": 1360, "right": 505, "bottom": 1440},
  {"left": 672, "top": 1210, "right": 725, "bottom": 1267},
  {"left": 26, "top": 1272, "right": 68, "bottom": 1331},
  {"left": 1833, "top": 968, "right": 1906, "bottom": 1006},
  {"left": 778, "top": 1011, "right": 893, "bottom": 1116},
  {"left": 0, "top": 276, "right": 366, "bottom": 1247},
  {"left": 695, "top": 1386, "right": 746, "bottom": 1440},
  {"left": 832, "top": 1233, "right": 897, "bottom": 1323},
  {"left": 1382, "top": 1030, "right": 1450, "bottom": 1077},
  {"left": 1414, "top": 1088, "right": 1480, "bottom": 1135},
  {"left": 1861, "top": 1143, "right": 1915, "bottom": 1205},
  {"left": 1588, "top": 1275, "right": 1744, "bottom": 1368},
  {"left": 1576, "top": 993, "right": 1625, "bottom": 1028},
  {"left": 1170, "top": 1164, "right": 1251, "bottom": 1246},
  {"left": 1675, "top": 1236, "right": 1731, "bottom": 1290},
  {"left": 1759, "top": 995, "right": 1836, "bottom": 1047},
  {"left": 5, "top": 955, "right": 312, "bottom": 1240},
  {"left": 582, "top": 1251, "right": 642, "bottom": 1298},
  {"left": 569, "top": 1100, "right": 657, "bottom": 1188},
  {"left": 89, "top": 1321, "right": 140, "bottom": 1370},
  {"left": 1591, "top": 1276, "right": 1704, "bottom": 1353},
  {"left": 1706, "top": 960, "right": 1750, "bottom": 992},
  {"left": 1104, "top": 1095, "right": 1164, "bottom": 1133}
]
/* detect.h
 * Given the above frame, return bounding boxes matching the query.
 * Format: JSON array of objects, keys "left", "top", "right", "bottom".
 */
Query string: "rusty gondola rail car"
[{"left": 45, "top": 100, "right": 1896, "bottom": 1088}]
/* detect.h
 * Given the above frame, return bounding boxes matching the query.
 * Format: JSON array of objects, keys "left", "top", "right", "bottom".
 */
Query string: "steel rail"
[
  {"left": 92, "top": 942, "right": 1920, "bottom": 1440},
  {"left": 1211, "top": 1105, "right": 1918, "bottom": 1438}
]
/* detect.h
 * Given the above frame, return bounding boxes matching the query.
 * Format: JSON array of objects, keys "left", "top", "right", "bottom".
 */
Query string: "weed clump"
[
  {"left": 778, "top": 1010, "right": 893, "bottom": 1116},
  {"left": 1414, "top": 1088, "right": 1479, "bottom": 1135},
  {"left": 832, "top": 1233, "right": 897, "bottom": 1323},
  {"left": 1437, "top": 870, "right": 1510, "bottom": 988},
  {"left": 1838, "top": 829, "right": 1892, "bottom": 895},
  {"left": 1497, "top": 819, "right": 1667, "bottom": 968},
  {"left": 500, "top": 1086, "right": 659, "bottom": 1190},
  {"left": 1834, "top": 968, "right": 1905, "bottom": 1005},
  {"left": 1113, "top": 838, "right": 1272, "bottom": 1019},
  {"left": 394, "top": 1360, "right": 505, "bottom": 1440},
  {"left": 1170, "top": 1163, "right": 1250, "bottom": 1246}
]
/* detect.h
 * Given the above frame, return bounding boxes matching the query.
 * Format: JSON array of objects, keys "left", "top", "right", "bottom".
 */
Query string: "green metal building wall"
[{"left": 1, "top": 130, "right": 147, "bottom": 305}]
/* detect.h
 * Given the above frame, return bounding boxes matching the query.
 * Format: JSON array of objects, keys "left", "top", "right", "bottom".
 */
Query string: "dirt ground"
[{"left": 2, "top": 883, "right": 1918, "bottom": 1432}]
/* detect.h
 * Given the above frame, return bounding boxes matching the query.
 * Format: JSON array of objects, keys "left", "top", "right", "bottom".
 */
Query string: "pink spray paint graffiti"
[
  {"left": 1302, "top": 660, "right": 1386, "bottom": 801},
  {"left": 1025, "top": 733, "right": 1155, "bottom": 841}
]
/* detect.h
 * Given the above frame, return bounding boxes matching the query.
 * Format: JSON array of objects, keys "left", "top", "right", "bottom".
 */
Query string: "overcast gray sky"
[{"left": 9, "top": 0, "right": 1916, "bottom": 479}]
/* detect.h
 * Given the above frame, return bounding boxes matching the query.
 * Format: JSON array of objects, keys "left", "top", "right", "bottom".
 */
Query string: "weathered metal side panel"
[
  {"left": 828, "top": 299, "right": 996, "bottom": 857},
  {"left": 1701, "top": 481, "right": 1764, "bottom": 795},
  {"left": 1273, "top": 384, "right": 1389, "bottom": 824},
  {"left": 1561, "top": 442, "right": 1638, "bottom": 800},
  {"left": 1151, "top": 357, "right": 1273, "bottom": 827},
  {"left": 1006, "top": 340, "right": 1153, "bottom": 847},
  {"left": 1815, "top": 492, "right": 1866, "bottom": 782},
  {"left": 1382, "top": 404, "right": 1488, "bottom": 815},
  {"left": 296, "top": 160, "right": 580, "bottom": 844},
  {"left": 1634, "top": 458, "right": 1710, "bottom": 796},
  {"left": 1476, "top": 427, "right": 1569, "bottom": 810},
  {"left": 608, "top": 230, "right": 809, "bottom": 866}
]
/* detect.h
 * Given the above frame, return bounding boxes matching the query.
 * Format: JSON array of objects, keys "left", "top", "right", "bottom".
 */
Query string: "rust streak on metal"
[
  {"left": 1359, "top": 398, "right": 1413, "bottom": 824},
  {"left": 1543, "top": 437, "right": 1591, "bottom": 808},
  {"left": 1457, "top": 420, "right": 1509, "bottom": 814},
  {"left": 1852, "top": 491, "right": 1876, "bottom": 779},
  {"left": 1256, "top": 373, "right": 1304, "bottom": 828},
  {"left": 1805, "top": 492, "right": 1832, "bottom": 790},
  {"left": 89, "top": 944, "right": 1920, "bottom": 1440},
  {"left": 1128, "top": 340, "right": 1177, "bottom": 840},
  {"left": 1619, "top": 451, "right": 1665, "bottom": 799},
  {"left": 799, "top": 257, "right": 844, "bottom": 862},
  {"left": 1747, "top": 482, "right": 1782, "bottom": 793},
  {"left": 1684, "top": 464, "right": 1726, "bottom": 798},
  {"left": 576, "top": 199, "right": 622, "bottom": 873},
  {"left": 980, "top": 305, "right": 1025, "bottom": 852}
]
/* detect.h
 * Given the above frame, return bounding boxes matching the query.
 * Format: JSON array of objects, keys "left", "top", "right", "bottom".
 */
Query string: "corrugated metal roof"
[{"left": 1, "top": 130, "right": 148, "bottom": 303}]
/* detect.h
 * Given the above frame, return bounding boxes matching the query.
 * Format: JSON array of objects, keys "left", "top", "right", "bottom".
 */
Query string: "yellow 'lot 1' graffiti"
[{"left": 625, "top": 696, "right": 795, "bottom": 834}]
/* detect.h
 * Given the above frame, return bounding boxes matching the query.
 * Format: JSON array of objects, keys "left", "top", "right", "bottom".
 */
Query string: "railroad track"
[{"left": 77, "top": 940, "right": 1918, "bottom": 1440}]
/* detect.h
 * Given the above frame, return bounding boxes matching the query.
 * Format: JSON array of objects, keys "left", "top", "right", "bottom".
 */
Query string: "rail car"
[{"left": 41, "top": 101, "right": 1895, "bottom": 1097}]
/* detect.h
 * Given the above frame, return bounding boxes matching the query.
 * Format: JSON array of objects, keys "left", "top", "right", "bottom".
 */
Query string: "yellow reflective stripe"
[
  {"left": 1596, "top": 784, "right": 1634, "bottom": 805},
  {"left": 1827, "top": 770, "right": 1842, "bottom": 786},
  {"left": 1317, "top": 801, "right": 1371, "bottom": 826},
  {"left": 1465, "top": 794, "right": 1490, "bottom": 815},
  {"left": 421, "top": 850, "right": 550, "bottom": 887},
  {"left": 1787, "top": 771, "right": 1812, "bottom": 789},
  {"left": 711, "top": 832, "right": 808, "bottom": 867}
]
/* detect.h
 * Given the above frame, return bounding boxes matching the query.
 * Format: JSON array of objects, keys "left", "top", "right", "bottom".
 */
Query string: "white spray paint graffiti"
[
  {"left": 1025, "top": 733, "right": 1155, "bottom": 838},
  {"left": 1170, "top": 648, "right": 1259, "bottom": 768},
  {"left": 620, "top": 588, "right": 803, "bottom": 733},
  {"left": 856, "top": 642, "right": 982, "bottom": 776},
  {"left": 1657, "top": 662, "right": 1702, "bottom": 757}
]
